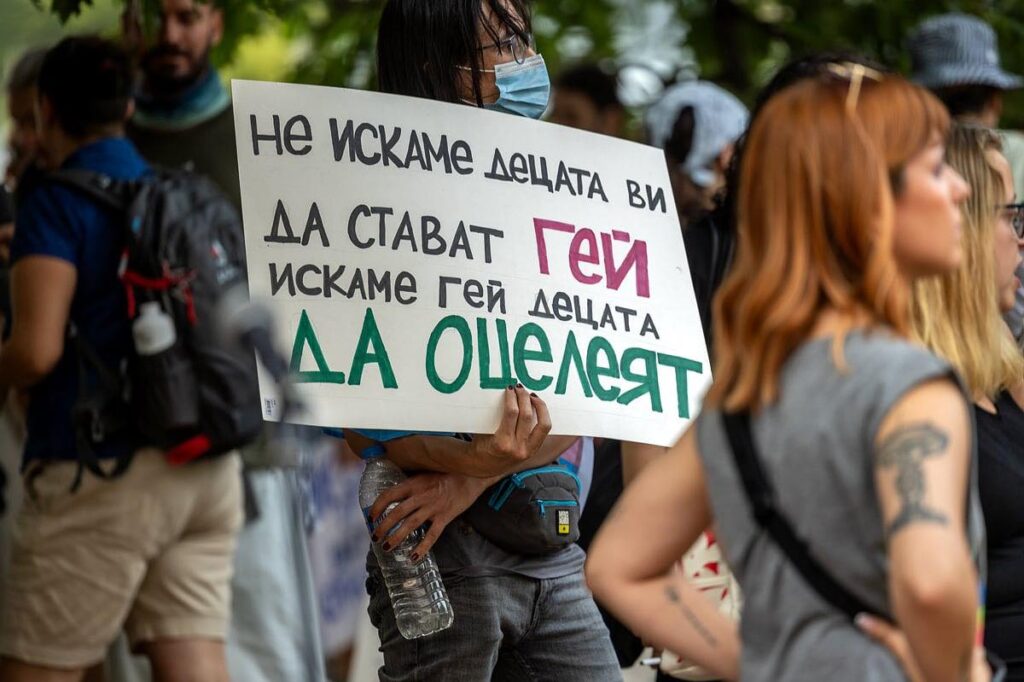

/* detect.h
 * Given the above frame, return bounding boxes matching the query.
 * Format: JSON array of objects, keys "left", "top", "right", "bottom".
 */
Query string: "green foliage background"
[{"left": 4, "top": 0, "right": 1024, "bottom": 127}]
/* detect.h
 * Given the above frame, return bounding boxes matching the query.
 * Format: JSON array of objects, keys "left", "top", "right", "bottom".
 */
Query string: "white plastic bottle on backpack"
[
  {"left": 358, "top": 445, "right": 454, "bottom": 639},
  {"left": 132, "top": 301, "right": 177, "bottom": 355}
]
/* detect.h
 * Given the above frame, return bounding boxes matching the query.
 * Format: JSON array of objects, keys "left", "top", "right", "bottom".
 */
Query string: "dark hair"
[
  {"left": 750, "top": 51, "right": 888, "bottom": 121},
  {"left": 37, "top": 36, "right": 132, "bottom": 138},
  {"left": 6, "top": 47, "right": 47, "bottom": 93},
  {"left": 554, "top": 62, "right": 621, "bottom": 111},
  {"left": 715, "top": 50, "right": 890, "bottom": 231},
  {"left": 377, "top": 0, "right": 532, "bottom": 105},
  {"left": 663, "top": 105, "right": 696, "bottom": 166},
  {"left": 934, "top": 85, "right": 1000, "bottom": 118}
]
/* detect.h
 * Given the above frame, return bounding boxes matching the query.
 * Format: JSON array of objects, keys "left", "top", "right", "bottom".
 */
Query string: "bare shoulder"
[{"left": 875, "top": 377, "right": 969, "bottom": 446}]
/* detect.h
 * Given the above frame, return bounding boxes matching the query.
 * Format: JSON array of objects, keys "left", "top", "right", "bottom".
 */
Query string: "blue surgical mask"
[{"left": 462, "top": 54, "right": 550, "bottom": 119}]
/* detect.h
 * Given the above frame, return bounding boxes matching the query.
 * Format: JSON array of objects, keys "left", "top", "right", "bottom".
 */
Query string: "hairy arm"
[
  {"left": 586, "top": 426, "right": 740, "bottom": 680},
  {"left": 344, "top": 386, "right": 566, "bottom": 478},
  {"left": 0, "top": 256, "right": 76, "bottom": 392},
  {"left": 380, "top": 433, "right": 575, "bottom": 479},
  {"left": 874, "top": 378, "right": 977, "bottom": 682}
]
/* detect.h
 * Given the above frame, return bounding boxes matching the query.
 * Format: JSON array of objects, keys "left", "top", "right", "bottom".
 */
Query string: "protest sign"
[{"left": 232, "top": 79, "right": 710, "bottom": 446}]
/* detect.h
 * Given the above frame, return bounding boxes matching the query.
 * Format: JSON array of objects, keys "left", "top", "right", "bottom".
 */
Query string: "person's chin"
[
  {"left": 151, "top": 61, "right": 189, "bottom": 80},
  {"left": 1002, "top": 291, "right": 1018, "bottom": 314}
]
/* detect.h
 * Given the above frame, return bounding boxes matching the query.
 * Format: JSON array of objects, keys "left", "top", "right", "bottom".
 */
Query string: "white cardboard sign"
[{"left": 232, "top": 79, "right": 710, "bottom": 446}]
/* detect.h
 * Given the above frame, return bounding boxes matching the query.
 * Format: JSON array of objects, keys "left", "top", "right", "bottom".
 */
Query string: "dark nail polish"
[
  {"left": 371, "top": 534, "right": 379, "bottom": 543},
  {"left": 516, "top": 382, "right": 523, "bottom": 388},
  {"left": 530, "top": 392, "right": 537, "bottom": 398},
  {"left": 507, "top": 384, "right": 514, "bottom": 390},
  {"left": 411, "top": 553, "right": 420, "bottom": 562},
  {"left": 382, "top": 542, "right": 391, "bottom": 551}
]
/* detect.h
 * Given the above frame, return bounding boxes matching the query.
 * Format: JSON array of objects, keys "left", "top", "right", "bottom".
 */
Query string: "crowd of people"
[{"left": 0, "top": 0, "right": 1022, "bottom": 681}]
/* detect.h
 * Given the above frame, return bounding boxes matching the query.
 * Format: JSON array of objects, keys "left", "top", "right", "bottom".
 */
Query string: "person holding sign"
[
  {"left": 586, "top": 69, "right": 996, "bottom": 681},
  {"left": 339, "top": 0, "right": 621, "bottom": 680}
]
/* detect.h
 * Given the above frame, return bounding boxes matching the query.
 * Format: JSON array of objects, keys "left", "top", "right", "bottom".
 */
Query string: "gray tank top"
[{"left": 697, "top": 331, "right": 985, "bottom": 682}]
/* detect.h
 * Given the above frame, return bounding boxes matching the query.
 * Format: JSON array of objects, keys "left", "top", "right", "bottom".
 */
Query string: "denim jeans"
[{"left": 367, "top": 569, "right": 622, "bottom": 681}]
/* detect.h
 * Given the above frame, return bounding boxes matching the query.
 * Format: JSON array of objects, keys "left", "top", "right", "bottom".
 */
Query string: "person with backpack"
[
  {"left": 587, "top": 69, "right": 995, "bottom": 681},
  {"left": 0, "top": 37, "right": 243, "bottom": 682}
]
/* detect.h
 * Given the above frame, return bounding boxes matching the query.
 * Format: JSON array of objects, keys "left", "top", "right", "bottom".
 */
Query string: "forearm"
[
  {"left": 591, "top": 570, "right": 740, "bottom": 680},
  {"left": 587, "top": 428, "right": 734, "bottom": 671},
  {"left": 346, "top": 430, "right": 575, "bottom": 479},
  {"left": 0, "top": 338, "right": 47, "bottom": 389},
  {"left": 341, "top": 431, "right": 488, "bottom": 477},
  {"left": 473, "top": 435, "right": 578, "bottom": 487},
  {"left": 891, "top": 557, "right": 977, "bottom": 682}
]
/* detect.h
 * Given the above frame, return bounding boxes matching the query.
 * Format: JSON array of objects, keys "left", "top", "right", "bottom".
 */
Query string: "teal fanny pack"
[{"left": 465, "top": 465, "right": 581, "bottom": 555}]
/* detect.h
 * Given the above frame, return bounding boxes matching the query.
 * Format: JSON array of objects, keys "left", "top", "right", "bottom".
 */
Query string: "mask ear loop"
[{"left": 456, "top": 64, "right": 497, "bottom": 74}]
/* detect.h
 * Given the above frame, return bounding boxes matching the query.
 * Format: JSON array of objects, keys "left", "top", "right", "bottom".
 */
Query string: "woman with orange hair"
[{"left": 586, "top": 68, "right": 990, "bottom": 681}]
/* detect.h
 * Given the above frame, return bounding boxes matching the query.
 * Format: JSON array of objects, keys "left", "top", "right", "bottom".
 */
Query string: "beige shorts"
[{"left": 0, "top": 449, "right": 243, "bottom": 669}]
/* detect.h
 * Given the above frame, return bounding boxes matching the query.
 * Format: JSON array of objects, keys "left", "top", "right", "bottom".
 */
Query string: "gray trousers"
[{"left": 367, "top": 569, "right": 622, "bottom": 682}]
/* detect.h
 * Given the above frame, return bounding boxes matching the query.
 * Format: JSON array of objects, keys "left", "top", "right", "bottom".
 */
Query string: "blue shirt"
[{"left": 11, "top": 137, "right": 150, "bottom": 465}]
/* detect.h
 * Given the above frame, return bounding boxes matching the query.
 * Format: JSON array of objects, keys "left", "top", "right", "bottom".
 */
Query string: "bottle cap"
[{"left": 360, "top": 444, "right": 386, "bottom": 460}]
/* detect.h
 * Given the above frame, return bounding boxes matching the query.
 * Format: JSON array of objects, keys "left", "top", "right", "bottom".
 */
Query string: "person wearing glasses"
[
  {"left": 585, "top": 68, "right": 998, "bottom": 681},
  {"left": 908, "top": 14, "right": 1024, "bottom": 347},
  {"left": 341, "top": 1, "right": 621, "bottom": 680},
  {"left": 908, "top": 124, "right": 1024, "bottom": 681}
]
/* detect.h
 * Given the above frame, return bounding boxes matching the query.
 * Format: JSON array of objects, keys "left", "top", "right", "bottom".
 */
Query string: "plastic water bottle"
[
  {"left": 131, "top": 300, "right": 198, "bottom": 433},
  {"left": 358, "top": 445, "right": 454, "bottom": 639},
  {"left": 132, "top": 301, "right": 176, "bottom": 355}
]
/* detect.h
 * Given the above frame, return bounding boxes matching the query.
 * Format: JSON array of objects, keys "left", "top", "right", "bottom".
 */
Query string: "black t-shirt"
[
  {"left": 683, "top": 209, "right": 734, "bottom": 352},
  {"left": 975, "top": 392, "right": 1024, "bottom": 678}
]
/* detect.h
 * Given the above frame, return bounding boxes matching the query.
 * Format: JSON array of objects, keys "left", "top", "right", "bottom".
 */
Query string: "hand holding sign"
[{"left": 469, "top": 384, "right": 552, "bottom": 473}]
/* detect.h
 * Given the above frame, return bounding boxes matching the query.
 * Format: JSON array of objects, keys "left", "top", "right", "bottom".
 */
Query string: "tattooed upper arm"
[{"left": 875, "top": 421, "right": 950, "bottom": 538}]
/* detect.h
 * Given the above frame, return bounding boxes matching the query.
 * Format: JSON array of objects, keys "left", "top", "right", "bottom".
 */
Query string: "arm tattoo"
[
  {"left": 876, "top": 422, "right": 950, "bottom": 537},
  {"left": 664, "top": 585, "right": 718, "bottom": 648}
]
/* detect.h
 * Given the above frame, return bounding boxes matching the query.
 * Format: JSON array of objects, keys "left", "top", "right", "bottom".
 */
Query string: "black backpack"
[{"left": 54, "top": 167, "right": 262, "bottom": 481}]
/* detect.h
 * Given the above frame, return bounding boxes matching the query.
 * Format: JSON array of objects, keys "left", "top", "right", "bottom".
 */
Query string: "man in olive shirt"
[{"left": 127, "top": 0, "right": 240, "bottom": 210}]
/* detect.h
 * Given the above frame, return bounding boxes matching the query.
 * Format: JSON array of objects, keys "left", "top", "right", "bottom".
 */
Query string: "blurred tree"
[
  {"left": 21, "top": 0, "right": 1024, "bottom": 126},
  {"left": 680, "top": 0, "right": 1024, "bottom": 113}
]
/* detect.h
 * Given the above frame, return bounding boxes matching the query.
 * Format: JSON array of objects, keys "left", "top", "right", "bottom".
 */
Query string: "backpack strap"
[
  {"left": 721, "top": 410, "right": 877, "bottom": 621},
  {"left": 49, "top": 168, "right": 132, "bottom": 213},
  {"left": 67, "top": 323, "right": 134, "bottom": 489}
]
